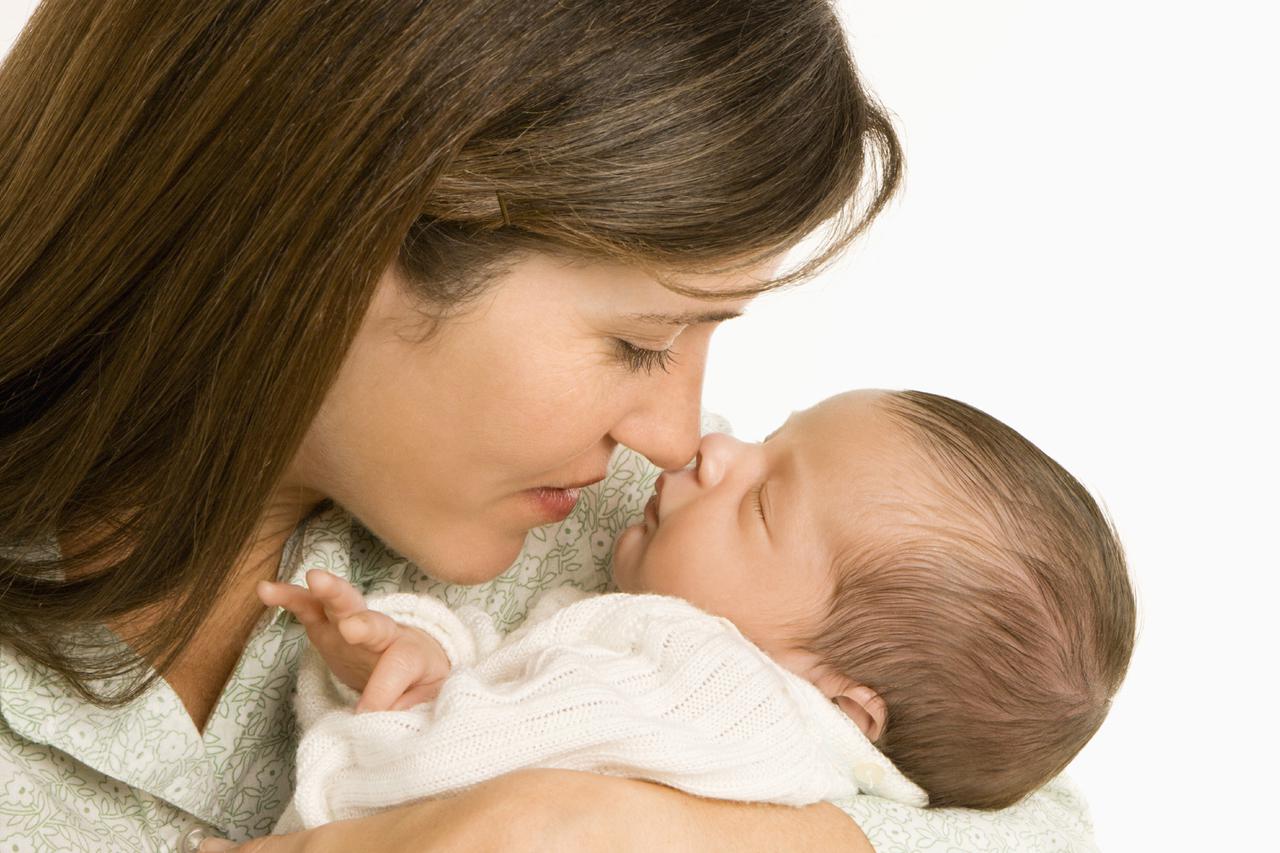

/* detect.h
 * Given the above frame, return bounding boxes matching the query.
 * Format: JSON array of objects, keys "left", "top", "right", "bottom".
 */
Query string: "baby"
[{"left": 264, "top": 389, "right": 1135, "bottom": 830}]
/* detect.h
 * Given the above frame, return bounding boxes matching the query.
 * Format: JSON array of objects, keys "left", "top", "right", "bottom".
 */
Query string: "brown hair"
[
  {"left": 0, "top": 1, "right": 902, "bottom": 705},
  {"left": 798, "top": 391, "right": 1136, "bottom": 809}
]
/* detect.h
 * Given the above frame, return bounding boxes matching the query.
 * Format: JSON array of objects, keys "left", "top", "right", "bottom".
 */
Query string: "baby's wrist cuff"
[
  {"left": 365, "top": 592, "right": 476, "bottom": 670},
  {"left": 327, "top": 673, "right": 363, "bottom": 708}
]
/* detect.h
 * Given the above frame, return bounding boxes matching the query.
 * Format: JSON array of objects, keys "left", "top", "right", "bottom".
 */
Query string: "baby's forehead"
[
  {"left": 762, "top": 396, "right": 923, "bottom": 531},
  {"left": 790, "top": 394, "right": 925, "bottom": 488},
  {"left": 780, "top": 405, "right": 931, "bottom": 549}
]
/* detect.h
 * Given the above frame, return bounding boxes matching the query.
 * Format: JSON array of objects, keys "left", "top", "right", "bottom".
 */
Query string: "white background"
[
  {"left": 705, "top": 4, "right": 1276, "bottom": 851},
  {"left": 4, "top": 2, "right": 1276, "bottom": 851}
]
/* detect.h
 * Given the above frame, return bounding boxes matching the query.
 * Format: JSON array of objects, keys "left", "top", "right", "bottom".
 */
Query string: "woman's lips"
[
  {"left": 524, "top": 471, "right": 606, "bottom": 522},
  {"left": 526, "top": 486, "right": 581, "bottom": 521}
]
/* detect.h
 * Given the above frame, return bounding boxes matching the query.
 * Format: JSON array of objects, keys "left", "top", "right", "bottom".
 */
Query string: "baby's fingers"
[
  {"left": 390, "top": 682, "right": 443, "bottom": 711},
  {"left": 257, "top": 580, "right": 326, "bottom": 627},
  {"left": 305, "top": 569, "right": 368, "bottom": 622},
  {"left": 337, "top": 610, "right": 401, "bottom": 654},
  {"left": 356, "top": 637, "right": 436, "bottom": 714}
]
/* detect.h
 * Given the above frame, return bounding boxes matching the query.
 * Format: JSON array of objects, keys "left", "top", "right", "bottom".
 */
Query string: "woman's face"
[{"left": 283, "top": 251, "right": 778, "bottom": 584}]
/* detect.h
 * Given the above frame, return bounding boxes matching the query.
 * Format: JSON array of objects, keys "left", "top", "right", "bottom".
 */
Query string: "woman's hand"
[
  {"left": 200, "top": 768, "right": 874, "bottom": 852},
  {"left": 258, "top": 569, "right": 451, "bottom": 711}
]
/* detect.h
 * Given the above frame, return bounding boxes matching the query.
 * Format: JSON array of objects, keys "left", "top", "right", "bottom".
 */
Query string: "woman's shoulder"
[{"left": 831, "top": 772, "right": 1099, "bottom": 853}]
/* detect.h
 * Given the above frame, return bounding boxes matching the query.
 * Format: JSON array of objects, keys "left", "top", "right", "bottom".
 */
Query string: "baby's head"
[{"left": 612, "top": 389, "right": 1136, "bottom": 809}]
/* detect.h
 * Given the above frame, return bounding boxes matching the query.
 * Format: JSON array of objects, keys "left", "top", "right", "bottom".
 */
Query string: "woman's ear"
[{"left": 833, "top": 685, "right": 887, "bottom": 743}]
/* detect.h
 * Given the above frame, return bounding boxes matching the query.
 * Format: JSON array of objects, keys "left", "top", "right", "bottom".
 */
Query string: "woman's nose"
[{"left": 607, "top": 345, "right": 709, "bottom": 471}]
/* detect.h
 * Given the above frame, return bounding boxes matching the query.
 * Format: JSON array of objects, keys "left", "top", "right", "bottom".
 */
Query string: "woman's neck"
[{"left": 59, "top": 500, "right": 312, "bottom": 733}]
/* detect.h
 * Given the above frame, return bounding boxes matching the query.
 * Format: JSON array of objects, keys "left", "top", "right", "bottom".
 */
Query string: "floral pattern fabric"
[{"left": 0, "top": 410, "right": 1098, "bottom": 851}]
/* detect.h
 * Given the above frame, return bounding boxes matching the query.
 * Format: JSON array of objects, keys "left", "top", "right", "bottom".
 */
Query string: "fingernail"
[{"left": 200, "top": 839, "right": 237, "bottom": 852}]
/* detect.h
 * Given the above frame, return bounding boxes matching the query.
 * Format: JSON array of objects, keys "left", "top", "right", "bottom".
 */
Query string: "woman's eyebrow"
[{"left": 620, "top": 309, "right": 744, "bottom": 325}]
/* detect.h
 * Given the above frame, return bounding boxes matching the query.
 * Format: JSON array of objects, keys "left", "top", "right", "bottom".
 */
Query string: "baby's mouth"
[{"left": 643, "top": 493, "right": 659, "bottom": 531}]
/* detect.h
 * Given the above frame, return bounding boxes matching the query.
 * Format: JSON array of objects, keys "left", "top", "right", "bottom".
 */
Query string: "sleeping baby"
[{"left": 263, "top": 389, "right": 1136, "bottom": 831}]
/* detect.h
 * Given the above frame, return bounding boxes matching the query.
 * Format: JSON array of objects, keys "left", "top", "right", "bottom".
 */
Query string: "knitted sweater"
[{"left": 276, "top": 585, "right": 927, "bottom": 832}]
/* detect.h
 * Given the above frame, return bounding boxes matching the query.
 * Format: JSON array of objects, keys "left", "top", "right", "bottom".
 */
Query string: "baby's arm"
[
  {"left": 285, "top": 594, "right": 879, "bottom": 828},
  {"left": 259, "top": 569, "right": 451, "bottom": 713}
]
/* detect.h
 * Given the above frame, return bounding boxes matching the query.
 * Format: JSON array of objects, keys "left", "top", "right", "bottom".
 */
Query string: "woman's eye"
[
  {"left": 615, "top": 340, "right": 678, "bottom": 375},
  {"left": 751, "top": 484, "right": 766, "bottom": 521}
]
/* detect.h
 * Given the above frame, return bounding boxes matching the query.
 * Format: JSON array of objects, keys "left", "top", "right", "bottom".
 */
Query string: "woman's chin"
[{"left": 410, "top": 533, "right": 527, "bottom": 586}]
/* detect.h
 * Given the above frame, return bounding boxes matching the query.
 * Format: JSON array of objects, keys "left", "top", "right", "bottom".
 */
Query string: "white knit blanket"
[{"left": 276, "top": 586, "right": 926, "bottom": 832}]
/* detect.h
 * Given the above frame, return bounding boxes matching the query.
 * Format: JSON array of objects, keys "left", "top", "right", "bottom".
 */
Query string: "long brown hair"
[{"left": 1, "top": 0, "right": 902, "bottom": 705}]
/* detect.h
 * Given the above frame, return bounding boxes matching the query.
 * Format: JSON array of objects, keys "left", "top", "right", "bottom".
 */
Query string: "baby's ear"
[{"left": 833, "top": 685, "right": 887, "bottom": 743}]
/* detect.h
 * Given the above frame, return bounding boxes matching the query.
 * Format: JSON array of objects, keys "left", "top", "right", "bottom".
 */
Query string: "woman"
[{"left": 0, "top": 1, "right": 1096, "bottom": 850}]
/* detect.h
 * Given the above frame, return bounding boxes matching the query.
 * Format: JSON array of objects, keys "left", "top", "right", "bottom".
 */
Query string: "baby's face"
[{"left": 612, "top": 389, "right": 916, "bottom": 664}]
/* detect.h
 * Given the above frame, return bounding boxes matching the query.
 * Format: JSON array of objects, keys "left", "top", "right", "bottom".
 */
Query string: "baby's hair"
[{"left": 797, "top": 390, "right": 1136, "bottom": 810}]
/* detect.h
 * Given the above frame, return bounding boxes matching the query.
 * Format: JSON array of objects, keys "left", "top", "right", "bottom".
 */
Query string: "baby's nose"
[{"left": 694, "top": 432, "right": 750, "bottom": 487}]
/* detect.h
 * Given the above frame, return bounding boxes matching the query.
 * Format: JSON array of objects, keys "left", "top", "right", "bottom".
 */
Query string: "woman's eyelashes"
[
  {"left": 614, "top": 339, "right": 678, "bottom": 375},
  {"left": 750, "top": 484, "right": 766, "bottom": 521}
]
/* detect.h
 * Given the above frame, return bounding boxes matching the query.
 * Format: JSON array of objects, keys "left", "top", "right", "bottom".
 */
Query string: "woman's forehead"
[
  {"left": 653, "top": 253, "right": 788, "bottom": 293},
  {"left": 560, "top": 250, "right": 784, "bottom": 296},
  {"left": 516, "top": 253, "right": 763, "bottom": 318}
]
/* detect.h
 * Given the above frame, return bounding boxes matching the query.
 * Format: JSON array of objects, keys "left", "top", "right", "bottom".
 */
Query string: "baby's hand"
[{"left": 258, "top": 569, "right": 451, "bottom": 712}]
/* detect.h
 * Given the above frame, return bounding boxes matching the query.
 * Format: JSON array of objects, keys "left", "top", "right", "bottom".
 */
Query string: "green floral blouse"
[{"left": 0, "top": 412, "right": 1099, "bottom": 852}]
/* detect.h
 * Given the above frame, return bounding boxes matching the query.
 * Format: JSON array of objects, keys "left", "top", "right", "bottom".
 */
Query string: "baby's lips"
[{"left": 643, "top": 493, "right": 659, "bottom": 530}]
